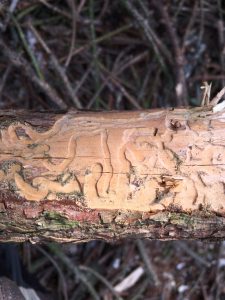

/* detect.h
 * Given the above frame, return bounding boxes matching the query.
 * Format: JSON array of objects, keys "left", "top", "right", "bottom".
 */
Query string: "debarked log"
[{"left": 1, "top": 106, "right": 225, "bottom": 242}]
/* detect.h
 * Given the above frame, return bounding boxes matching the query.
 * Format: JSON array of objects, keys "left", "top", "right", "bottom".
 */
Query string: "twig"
[
  {"left": 73, "top": 61, "right": 93, "bottom": 96},
  {"left": 0, "top": 39, "right": 68, "bottom": 109},
  {"left": 0, "top": 0, "right": 20, "bottom": 31},
  {"left": 48, "top": 244, "right": 100, "bottom": 300},
  {"left": 77, "top": 0, "right": 87, "bottom": 14},
  {"left": 89, "top": 0, "right": 101, "bottom": 107},
  {"left": 152, "top": 0, "right": 188, "bottom": 106},
  {"left": 36, "top": 245, "right": 68, "bottom": 300},
  {"left": 209, "top": 242, "right": 223, "bottom": 298},
  {"left": 137, "top": 64, "right": 152, "bottom": 103},
  {"left": 66, "top": 23, "right": 132, "bottom": 58},
  {"left": 136, "top": 239, "right": 160, "bottom": 286},
  {"left": 210, "top": 86, "right": 225, "bottom": 106},
  {"left": 65, "top": 0, "right": 77, "bottom": 67},
  {"left": 0, "top": 64, "right": 12, "bottom": 97},
  {"left": 199, "top": 0, "right": 205, "bottom": 43},
  {"left": 88, "top": 51, "right": 148, "bottom": 109},
  {"left": 39, "top": 0, "right": 71, "bottom": 19},
  {"left": 185, "top": 269, "right": 206, "bottom": 299},
  {"left": 177, "top": 242, "right": 211, "bottom": 268},
  {"left": 80, "top": 265, "right": 124, "bottom": 300},
  {"left": 0, "top": 0, "right": 9, "bottom": 13},
  {"left": 201, "top": 81, "right": 212, "bottom": 106},
  {"left": 130, "top": 279, "right": 149, "bottom": 300},
  {"left": 29, "top": 22, "right": 83, "bottom": 109},
  {"left": 181, "top": 0, "right": 199, "bottom": 50},
  {"left": 136, "top": 0, "right": 172, "bottom": 64},
  {"left": 116, "top": 51, "right": 149, "bottom": 75},
  {"left": 9, "top": 0, "right": 19, "bottom": 13},
  {"left": 173, "top": 0, "right": 186, "bottom": 20},
  {"left": 122, "top": 0, "right": 170, "bottom": 71},
  {"left": 12, "top": 15, "right": 44, "bottom": 80},
  {"left": 98, "top": 0, "right": 109, "bottom": 19},
  {"left": 109, "top": 76, "right": 142, "bottom": 109},
  {"left": 217, "top": 17, "right": 225, "bottom": 87}
]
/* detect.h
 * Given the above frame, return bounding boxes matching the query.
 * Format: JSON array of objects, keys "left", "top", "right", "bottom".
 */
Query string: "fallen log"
[{"left": 1, "top": 105, "right": 225, "bottom": 243}]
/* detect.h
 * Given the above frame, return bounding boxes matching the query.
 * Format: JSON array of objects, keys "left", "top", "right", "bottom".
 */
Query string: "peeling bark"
[{"left": 1, "top": 107, "right": 225, "bottom": 242}]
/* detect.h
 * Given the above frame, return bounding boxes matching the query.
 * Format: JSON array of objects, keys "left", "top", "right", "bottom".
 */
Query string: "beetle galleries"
[{"left": 0, "top": 109, "right": 225, "bottom": 212}]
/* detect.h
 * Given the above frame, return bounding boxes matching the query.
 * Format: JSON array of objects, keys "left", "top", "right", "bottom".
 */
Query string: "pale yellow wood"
[{"left": 0, "top": 106, "right": 225, "bottom": 213}]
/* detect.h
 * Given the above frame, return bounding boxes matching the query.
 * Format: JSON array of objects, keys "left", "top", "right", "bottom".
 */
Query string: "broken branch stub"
[{"left": 1, "top": 107, "right": 225, "bottom": 242}]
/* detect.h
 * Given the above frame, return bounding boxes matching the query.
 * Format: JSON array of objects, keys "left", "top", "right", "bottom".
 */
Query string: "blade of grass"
[
  {"left": 65, "top": 0, "right": 77, "bottom": 67},
  {"left": 89, "top": 0, "right": 101, "bottom": 108},
  {"left": 36, "top": 245, "right": 68, "bottom": 300},
  {"left": 29, "top": 22, "right": 83, "bottom": 108},
  {"left": 0, "top": 39, "right": 67, "bottom": 109},
  {"left": 47, "top": 243, "right": 100, "bottom": 300},
  {"left": 12, "top": 15, "right": 44, "bottom": 80},
  {"left": 136, "top": 240, "right": 160, "bottom": 286},
  {"left": 80, "top": 265, "right": 124, "bottom": 300},
  {"left": 69, "top": 23, "right": 132, "bottom": 57}
]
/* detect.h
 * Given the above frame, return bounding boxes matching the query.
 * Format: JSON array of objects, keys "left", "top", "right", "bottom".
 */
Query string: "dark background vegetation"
[{"left": 0, "top": 0, "right": 225, "bottom": 299}]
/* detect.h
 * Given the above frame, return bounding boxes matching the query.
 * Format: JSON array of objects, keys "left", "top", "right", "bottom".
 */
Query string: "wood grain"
[{"left": 0, "top": 107, "right": 225, "bottom": 242}]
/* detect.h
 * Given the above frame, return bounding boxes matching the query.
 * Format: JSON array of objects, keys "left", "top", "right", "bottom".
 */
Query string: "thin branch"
[
  {"left": 0, "top": 39, "right": 68, "bottom": 109},
  {"left": 65, "top": 0, "right": 77, "bottom": 67},
  {"left": 122, "top": 0, "right": 170, "bottom": 71},
  {"left": 152, "top": 0, "right": 188, "bottom": 106},
  {"left": 210, "top": 86, "right": 225, "bottom": 106},
  {"left": 29, "top": 22, "right": 83, "bottom": 109},
  {"left": 176, "top": 242, "right": 211, "bottom": 268},
  {"left": 36, "top": 245, "right": 68, "bottom": 300},
  {"left": 80, "top": 265, "right": 124, "bottom": 300},
  {"left": 48, "top": 244, "right": 100, "bottom": 300},
  {"left": 136, "top": 240, "right": 160, "bottom": 286}
]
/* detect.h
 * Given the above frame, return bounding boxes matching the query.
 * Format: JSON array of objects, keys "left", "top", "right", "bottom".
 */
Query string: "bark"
[{"left": 0, "top": 106, "right": 225, "bottom": 243}]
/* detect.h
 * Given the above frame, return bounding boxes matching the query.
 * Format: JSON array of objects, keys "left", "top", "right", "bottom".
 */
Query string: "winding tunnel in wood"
[{"left": 0, "top": 106, "right": 225, "bottom": 242}]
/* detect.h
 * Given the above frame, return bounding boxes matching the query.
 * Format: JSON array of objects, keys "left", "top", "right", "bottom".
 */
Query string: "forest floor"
[{"left": 0, "top": 1, "right": 225, "bottom": 299}]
